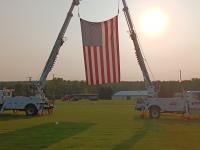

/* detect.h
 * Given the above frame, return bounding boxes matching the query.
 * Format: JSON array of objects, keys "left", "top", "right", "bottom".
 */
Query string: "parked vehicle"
[
  {"left": 0, "top": 0, "right": 81, "bottom": 116},
  {"left": 119, "top": 0, "right": 200, "bottom": 119},
  {"left": 135, "top": 91, "right": 200, "bottom": 119},
  {"left": 0, "top": 89, "right": 52, "bottom": 116}
]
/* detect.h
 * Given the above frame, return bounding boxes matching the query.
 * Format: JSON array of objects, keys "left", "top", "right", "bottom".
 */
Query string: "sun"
[{"left": 140, "top": 9, "right": 168, "bottom": 35}]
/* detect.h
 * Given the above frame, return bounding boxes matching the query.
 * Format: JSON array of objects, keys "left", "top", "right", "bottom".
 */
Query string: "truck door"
[
  {"left": 188, "top": 99, "right": 200, "bottom": 115},
  {"left": 164, "top": 98, "right": 184, "bottom": 112}
]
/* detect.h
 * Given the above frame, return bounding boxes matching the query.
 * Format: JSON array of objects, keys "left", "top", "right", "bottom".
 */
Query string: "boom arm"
[
  {"left": 122, "top": 0, "right": 156, "bottom": 97},
  {"left": 39, "top": 0, "right": 80, "bottom": 90}
]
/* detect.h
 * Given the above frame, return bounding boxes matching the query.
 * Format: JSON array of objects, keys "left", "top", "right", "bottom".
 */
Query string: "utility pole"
[
  {"left": 27, "top": 77, "right": 32, "bottom": 82},
  {"left": 180, "top": 70, "right": 185, "bottom": 97}
]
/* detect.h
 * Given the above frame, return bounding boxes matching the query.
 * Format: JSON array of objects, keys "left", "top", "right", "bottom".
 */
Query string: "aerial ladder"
[
  {"left": 37, "top": 0, "right": 80, "bottom": 96},
  {"left": 121, "top": 0, "right": 157, "bottom": 97}
]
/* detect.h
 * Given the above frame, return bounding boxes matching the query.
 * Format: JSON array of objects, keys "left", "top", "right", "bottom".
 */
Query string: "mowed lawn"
[{"left": 0, "top": 100, "right": 200, "bottom": 150}]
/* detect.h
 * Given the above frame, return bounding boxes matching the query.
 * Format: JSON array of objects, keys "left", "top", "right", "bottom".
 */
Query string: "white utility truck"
[
  {"left": 135, "top": 91, "right": 200, "bottom": 119},
  {"left": 0, "top": 0, "right": 81, "bottom": 116},
  {"left": 0, "top": 89, "right": 48, "bottom": 116},
  {"left": 120, "top": 0, "right": 200, "bottom": 118}
]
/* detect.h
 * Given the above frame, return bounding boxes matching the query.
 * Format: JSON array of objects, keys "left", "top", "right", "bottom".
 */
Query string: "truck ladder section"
[
  {"left": 121, "top": 0, "right": 156, "bottom": 97},
  {"left": 38, "top": 0, "right": 80, "bottom": 92}
]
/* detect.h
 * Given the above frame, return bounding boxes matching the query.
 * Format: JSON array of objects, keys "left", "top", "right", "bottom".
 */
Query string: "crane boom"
[
  {"left": 39, "top": 0, "right": 80, "bottom": 90},
  {"left": 121, "top": 0, "right": 156, "bottom": 97}
]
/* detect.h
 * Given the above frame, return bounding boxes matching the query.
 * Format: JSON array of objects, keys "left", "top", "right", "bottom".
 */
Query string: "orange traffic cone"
[
  {"left": 37, "top": 109, "right": 43, "bottom": 117},
  {"left": 183, "top": 113, "right": 191, "bottom": 121},
  {"left": 140, "top": 111, "right": 145, "bottom": 119}
]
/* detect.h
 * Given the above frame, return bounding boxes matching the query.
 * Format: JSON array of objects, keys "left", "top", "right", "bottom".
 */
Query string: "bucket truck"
[
  {"left": 0, "top": 0, "right": 80, "bottom": 116},
  {"left": 121, "top": 0, "right": 200, "bottom": 119}
]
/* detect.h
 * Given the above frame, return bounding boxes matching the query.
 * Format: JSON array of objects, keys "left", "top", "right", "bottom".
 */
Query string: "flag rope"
[
  {"left": 77, "top": 0, "right": 120, "bottom": 19},
  {"left": 78, "top": 5, "right": 80, "bottom": 18},
  {"left": 117, "top": 0, "right": 120, "bottom": 14}
]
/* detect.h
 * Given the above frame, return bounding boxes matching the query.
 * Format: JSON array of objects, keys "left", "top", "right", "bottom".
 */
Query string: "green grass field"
[{"left": 0, "top": 100, "right": 200, "bottom": 150}]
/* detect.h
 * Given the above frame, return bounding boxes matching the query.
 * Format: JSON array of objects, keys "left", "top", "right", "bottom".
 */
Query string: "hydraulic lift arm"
[
  {"left": 38, "top": 0, "right": 80, "bottom": 91},
  {"left": 122, "top": 0, "right": 156, "bottom": 97}
]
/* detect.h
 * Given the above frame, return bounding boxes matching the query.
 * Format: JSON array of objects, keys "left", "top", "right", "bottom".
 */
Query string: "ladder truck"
[
  {"left": 121, "top": 0, "right": 200, "bottom": 119},
  {"left": 0, "top": 0, "right": 80, "bottom": 116}
]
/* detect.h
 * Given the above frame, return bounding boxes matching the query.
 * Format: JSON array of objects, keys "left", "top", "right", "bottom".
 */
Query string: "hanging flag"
[{"left": 80, "top": 16, "right": 120, "bottom": 85}]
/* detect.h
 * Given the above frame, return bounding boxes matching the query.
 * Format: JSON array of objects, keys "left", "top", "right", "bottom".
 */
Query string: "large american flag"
[{"left": 80, "top": 16, "right": 120, "bottom": 85}]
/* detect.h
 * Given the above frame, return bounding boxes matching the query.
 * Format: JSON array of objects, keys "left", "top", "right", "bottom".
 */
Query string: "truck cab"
[
  {"left": 0, "top": 90, "right": 12, "bottom": 104},
  {"left": 185, "top": 91, "right": 200, "bottom": 115}
]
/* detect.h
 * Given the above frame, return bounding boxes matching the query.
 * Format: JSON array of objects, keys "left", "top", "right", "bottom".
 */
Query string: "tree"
[
  {"left": 98, "top": 86, "right": 113, "bottom": 99},
  {"left": 45, "top": 78, "right": 66, "bottom": 99}
]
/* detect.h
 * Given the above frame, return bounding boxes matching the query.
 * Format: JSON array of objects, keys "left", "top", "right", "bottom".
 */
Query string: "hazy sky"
[{"left": 0, "top": 0, "right": 200, "bottom": 81}]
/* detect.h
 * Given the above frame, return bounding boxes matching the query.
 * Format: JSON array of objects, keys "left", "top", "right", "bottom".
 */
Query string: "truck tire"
[
  {"left": 149, "top": 106, "right": 160, "bottom": 119},
  {"left": 25, "top": 104, "right": 38, "bottom": 116}
]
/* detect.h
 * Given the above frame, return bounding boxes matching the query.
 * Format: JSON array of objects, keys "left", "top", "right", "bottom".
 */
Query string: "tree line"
[{"left": 0, "top": 78, "right": 200, "bottom": 99}]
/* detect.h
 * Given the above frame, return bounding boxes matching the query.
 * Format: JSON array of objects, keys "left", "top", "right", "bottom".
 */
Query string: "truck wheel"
[
  {"left": 149, "top": 106, "right": 160, "bottom": 119},
  {"left": 25, "top": 104, "right": 38, "bottom": 116}
]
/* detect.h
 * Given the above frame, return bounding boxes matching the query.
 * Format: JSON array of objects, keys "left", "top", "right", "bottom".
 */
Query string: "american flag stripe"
[
  {"left": 88, "top": 47, "right": 93, "bottom": 85},
  {"left": 113, "top": 17, "right": 119, "bottom": 82},
  {"left": 81, "top": 16, "right": 120, "bottom": 85},
  {"left": 100, "top": 47, "right": 105, "bottom": 84},
  {"left": 96, "top": 47, "right": 102, "bottom": 84},
  {"left": 104, "top": 21, "right": 111, "bottom": 83},
  {"left": 101, "top": 22, "right": 108, "bottom": 83},
  {"left": 108, "top": 20, "right": 114, "bottom": 83},
  {"left": 111, "top": 18, "right": 116, "bottom": 83},
  {"left": 83, "top": 47, "right": 88, "bottom": 84},
  {"left": 84, "top": 47, "right": 91, "bottom": 85},
  {"left": 93, "top": 47, "right": 99, "bottom": 84},
  {"left": 115, "top": 17, "right": 120, "bottom": 82},
  {"left": 90, "top": 47, "right": 96, "bottom": 85}
]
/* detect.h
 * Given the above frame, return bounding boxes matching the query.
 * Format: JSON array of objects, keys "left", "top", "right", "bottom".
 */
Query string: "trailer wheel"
[
  {"left": 25, "top": 104, "right": 38, "bottom": 116},
  {"left": 149, "top": 106, "right": 160, "bottom": 119}
]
